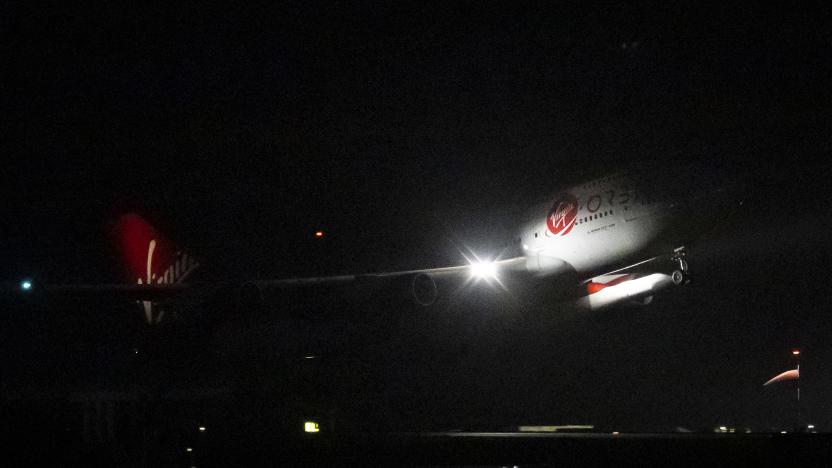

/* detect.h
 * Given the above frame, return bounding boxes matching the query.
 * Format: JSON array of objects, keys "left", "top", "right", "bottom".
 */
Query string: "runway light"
[
  {"left": 792, "top": 349, "right": 800, "bottom": 356},
  {"left": 20, "top": 280, "right": 32, "bottom": 291},
  {"left": 304, "top": 421, "right": 320, "bottom": 433},
  {"left": 808, "top": 424, "right": 815, "bottom": 429},
  {"left": 470, "top": 260, "right": 497, "bottom": 280},
  {"left": 304, "top": 355, "right": 317, "bottom": 360}
]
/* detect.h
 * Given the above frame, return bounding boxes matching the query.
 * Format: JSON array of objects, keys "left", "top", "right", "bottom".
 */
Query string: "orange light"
[
  {"left": 314, "top": 231, "right": 324, "bottom": 238},
  {"left": 792, "top": 349, "right": 800, "bottom": 356}
]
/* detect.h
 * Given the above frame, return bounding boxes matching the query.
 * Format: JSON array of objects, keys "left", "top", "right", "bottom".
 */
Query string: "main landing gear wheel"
[{"left": 671, "top": 269, "right": 689, "bottom": 286}]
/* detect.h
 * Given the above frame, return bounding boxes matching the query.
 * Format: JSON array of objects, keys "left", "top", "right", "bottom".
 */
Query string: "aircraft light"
[
  {"left": 198, "top": 426, "right": 206, "bottom": 432},
  {"left": 20, "top": 280, "right": 32, "bottom": 291},
  {"left": 470, "top": 260, "right": 497, "bottom": 280},
  {"left": 304, "top": 421, "right": 320, "bottom": 433},
  {"left": 793, "top": 349, "right": 800, "bottom": 356},
  {"left": 314, "top": 231, "right": 324, "bottom": 238}
]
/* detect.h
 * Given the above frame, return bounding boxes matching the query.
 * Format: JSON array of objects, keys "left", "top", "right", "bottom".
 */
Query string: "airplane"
[{"left": 13, "top": 162, "right": 740, "bottom": 325}]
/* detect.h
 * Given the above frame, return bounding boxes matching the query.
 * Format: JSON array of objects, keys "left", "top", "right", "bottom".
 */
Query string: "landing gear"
[
  {"left": 671, "top": 246, "right": 691, "bottom": 286},
  {"left": 671, "top": 269, "right": 688, "bottom": 285}
]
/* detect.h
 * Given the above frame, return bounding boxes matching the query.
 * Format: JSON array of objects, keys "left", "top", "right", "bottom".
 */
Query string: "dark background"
[{"left": 2, "top": 0, "right": 832, "bottom": 445}]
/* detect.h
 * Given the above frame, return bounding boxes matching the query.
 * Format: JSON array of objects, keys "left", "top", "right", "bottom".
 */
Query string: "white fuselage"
[
  {"left": 520, "top": 172, "right": 674, "bottom": 278},
  {"left": 514, "top": 172, "right": 689, "bottom": 309}
]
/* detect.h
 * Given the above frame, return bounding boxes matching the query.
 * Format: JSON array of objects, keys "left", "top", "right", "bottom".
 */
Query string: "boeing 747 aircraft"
[{"left": 18, "top": 165, "right": 738, "bottom": 324}]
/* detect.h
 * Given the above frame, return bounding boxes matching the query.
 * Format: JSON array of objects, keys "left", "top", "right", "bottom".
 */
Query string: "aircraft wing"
[
  {"left": 5, "top": 213, "right": 530, "bottom": 320},
  {"left": 578, "top": 256, "right": 662, "bottom": 284},
  {"left": 239, "top": 256, "right": 528, "bottom": 308},
  {"left": 246, "top": 256, "right": 527, "bottom": 288},
  {"left": 5, "top": 257, "right": 528, "bottom": 312},
  {"left": 2, "top": 281, "right": 187, "bottom": 300}
]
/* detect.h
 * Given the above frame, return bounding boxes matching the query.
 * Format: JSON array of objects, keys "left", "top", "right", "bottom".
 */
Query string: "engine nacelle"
[
  {"left": 405, "top": 273, "right": 438, "bottom": 307},
  {"left": 628, "top": 295, "right": 654, "bottom": 306}
]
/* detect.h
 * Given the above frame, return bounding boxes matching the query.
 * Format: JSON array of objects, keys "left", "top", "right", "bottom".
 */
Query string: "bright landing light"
[
  {"left": 20, "top": 280, "right": 32, "bottom": 291},
  {"left": 470, "top": 260, "right": 498, "bottom": 280}
]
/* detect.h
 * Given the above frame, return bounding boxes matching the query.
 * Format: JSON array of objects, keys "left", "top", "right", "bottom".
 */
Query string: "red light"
[
  {"left": 792, "top": 350, "right": 800, "bottom": 356},
  {"left": 314, "top": 231, "right": 324, "bottom": 238}
]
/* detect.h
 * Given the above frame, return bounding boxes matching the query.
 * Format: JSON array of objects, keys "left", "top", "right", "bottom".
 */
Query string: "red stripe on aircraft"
[{"left": 586, "top": 274, "right": 633, "bottom": 295}]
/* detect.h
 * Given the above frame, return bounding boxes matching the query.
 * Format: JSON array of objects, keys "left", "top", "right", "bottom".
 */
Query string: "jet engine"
[{"left": 403, "top": 273, "right": 438, "bottom": 307}]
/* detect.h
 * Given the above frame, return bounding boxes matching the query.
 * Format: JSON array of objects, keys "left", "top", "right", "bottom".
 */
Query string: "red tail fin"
[
  {"left": 112, "top": 213, "right": 199, "bottom": 286},
  {"left": 112, "top": 213, "right": 198, "bottom": 324}
]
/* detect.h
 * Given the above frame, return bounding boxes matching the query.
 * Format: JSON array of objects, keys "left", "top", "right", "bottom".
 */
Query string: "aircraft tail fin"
[{"left": 111, "top": 213, "right": 199, "bottom": 323}]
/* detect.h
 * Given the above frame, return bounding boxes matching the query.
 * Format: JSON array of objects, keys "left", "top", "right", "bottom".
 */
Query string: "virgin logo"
[
  {"left": 546, "top": 194, "right": 578, "bottom": 236},
  {"left": 136, "top": 239, "right": 198, "bottom": 324},
  {"left": 136, "top": 239, "right": 198, "bottom": 286}
]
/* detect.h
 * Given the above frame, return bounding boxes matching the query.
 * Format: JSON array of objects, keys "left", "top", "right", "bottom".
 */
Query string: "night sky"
[{"left": 3, "top": 3, "right": 832, "bottom": 433}]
